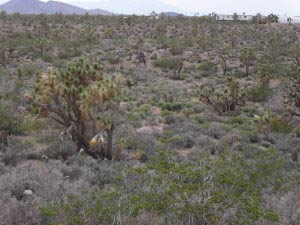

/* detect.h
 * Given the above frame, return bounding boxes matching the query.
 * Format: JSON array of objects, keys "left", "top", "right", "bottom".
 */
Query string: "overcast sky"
[{"left": 1, "top": 0, "right": 300, "bottom": 16}]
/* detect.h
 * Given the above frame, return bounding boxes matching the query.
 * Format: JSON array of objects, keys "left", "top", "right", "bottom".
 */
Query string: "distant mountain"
[
  {"left": 0, "top": 0, "right": 112, "bottom": 15},
  {"left": 160, "top": 12, "right": 183, "bottom": 17},
  {"left": 75, "top": 0, "right": 182, "bottom": 15}
]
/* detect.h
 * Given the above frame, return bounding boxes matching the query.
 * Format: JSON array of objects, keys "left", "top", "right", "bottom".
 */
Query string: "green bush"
[
  {"left": 40, "top": 148, "right": 284, "bottom": 225},
  {"left": 168, "top": 39, "right": 184, "bottom": 55},
  {"left": 107, "top": 53, "right": 121, "bottom": 64},
  {"left": 197, "top": 61, "right": 217, "bottom": 72},
  {"left": 270, "top": 116, "right": 293, "bottom": 133},
  {"left": 0, "top": 104, "right": 23, "bottom": 134},
  {"left": 153, "top": 57, "right": 181, "bottom": 70},
  {"left": 247, "top": 87, "right": 273, "bottom": 102},
  {"left": 133, "top": 104, "right": 152, "bottom": 119},
  {"left": 160, "top": 102, "right": 183, "bottom": 112}
]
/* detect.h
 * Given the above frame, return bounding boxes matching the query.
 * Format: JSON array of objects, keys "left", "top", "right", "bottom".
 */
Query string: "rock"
[
  {"left": 120, "top": 102, "right": 131, "bottom": 111},
  {"left": 23, "top": 190, "right": 33, "bottom": 195},
  {"left": 269, "top": 79, "right": 281, "bottom": 89}
]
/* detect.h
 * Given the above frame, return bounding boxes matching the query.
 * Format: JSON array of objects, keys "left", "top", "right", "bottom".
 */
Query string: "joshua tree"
[
  {"left": 267, "top": 14, "right": 279, "bottom": 23},
  {"left": 34, "top": 37, "right": 48, "bottom": 56},
  {"left": 289, "top": 43, "right": 300, "bottom": 67},
  {"left": 0, "top": 44, "right": 8, "bottom": 68},
  {"left": 0, "top": 131, "right": 8, "bottom": 150},
  {"left": 218, "top": 46, "right": 231, "bottom": 76},
  {"left": 199, "top": 77, "right": 246, "bottom": 113},
  {"left": 285, "top": 69, "right": 300, "bottom": 115},
  {"left": 255, "top": 59, "right": 273, "bottom": 87},
  {"left": 30, "top": 59, "right": 123, "bottom": 160},
  {"left": 240, "top": 48, "right": 255, "bottom": 76},
  {"left": 228, "top": 29, "right": 238, "bottom": 49},
  {"left": 78, "top": 24, "right": 97, "bottom": 50},
  {"left": 233, "top": 13, "right": 239, "bottom": 21},
  {"left": 135, "top": 49, "right": 147, "bottom": 67},
  {"left": 197, "top": 34, "right": 213, "bottom": 51}
]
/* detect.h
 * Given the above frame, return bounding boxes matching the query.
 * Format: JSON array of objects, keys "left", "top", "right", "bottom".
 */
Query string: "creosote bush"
[
  {"left": 40, "top": 148, "right": 285, "bottom": 225},
  {"left": 247, "top": 86, "right": 273, "bottom": 102},
  {"left": 153, "top": 57, "right": 182, "bottom": 70}
]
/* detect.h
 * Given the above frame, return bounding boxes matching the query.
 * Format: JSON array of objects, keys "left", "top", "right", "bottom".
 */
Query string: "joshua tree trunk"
[
  {"left": 245, "top": 62, "right": 250, "bottom": 76},
  {"left": 221, "top": 60, "right": 227, "bottom": 75},
  {"left": 105, "top": 123, "right": 114, "bottom": 160}
]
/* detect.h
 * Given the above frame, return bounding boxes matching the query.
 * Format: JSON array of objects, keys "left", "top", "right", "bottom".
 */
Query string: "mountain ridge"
[{"left": 0, "top": 0, "right": 113, "bottom": 15}]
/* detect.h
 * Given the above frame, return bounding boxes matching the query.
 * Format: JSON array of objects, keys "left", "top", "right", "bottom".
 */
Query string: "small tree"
[
  {"left": 240, "top": 48, "right": 255, "bottom": 76},
  {"left": 218, "top": 46, "right": 231, "bottom": 76},
  {"left": 233, "top": 13, "right": 239, "bottom": 21},
  {"left": 31, "top": 59, "right": 123, "bottom": 160},
  {"left": 285, "top": 69, "right": 300, "bottom": 117},
  {"left": 78, "top": 24, "right": 97, "bottom": 50},
  {"left": 33, "top": 37, "right": 48, "bottom": 56},
  {"left": 289, "top": 43, "right": 300, "bottom": 67},
  {"left": 255, "top": 59, "right": 273, "bottom": 87},
  {"left": 199, "top": 77, "right": 246, "bottom": 113},
  {"left": 197, "top": 34, "right": 213, "bottom": 51},
  {"left": 0, "top": 44, "right": 8, "bottom": 68},
  {"left": 267, "top": 14, "right": 279, "bottom": 23}
]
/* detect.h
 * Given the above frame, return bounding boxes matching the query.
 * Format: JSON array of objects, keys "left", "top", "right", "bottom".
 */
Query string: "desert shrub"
[
  {"left": 0, "top": 160, "right": 92, "bottom": 224},
  {"left": 57, "top": 48, "right": 82, "bottom": 59},
  {"left": 168, "top": 73, "right": 186, "bottom": 80},
  {"left": 61, "top": 166, "right": 82, "bottom": 181},
  {"left": 197, "top": 61, "right": 217, "bottom": 72},
  {"left": 0, "top": 201, "right": 38, "bottom": 225},
  {"left": 107, "top": 52, "right": 121, "bottom": 64},
  {"left": 133, "top": 104, "right": 152, "bottom": 119},
  {"left": 7, "top": 35, "right": 34, "bottom": 49},
  {"left": 40, "top": 148, "right": 285, "bottom": 225},
  {"left": 248, "top": 132, "right": 261, "bottom": 143},
  {"left": 269, "top": 116, "right": 293, "bottom": 133},
  {"left": 247, "top": 86, "right": 273, "bottom": 102},
  {"left": 172, "top": 134, "right": 195, "bottom": 148},
  {"left": 167, "top": 39, "right": 184, "bottom": 55},
  {"left": 0, "top": 104, "right": 23, "bottom": 135},
  {"left": 42, "top": 139, "right": 77, "bottom": 161},
  {"left": 153, "top": 57, "right": 181, "bottom": 70},
  {"left": 17, "top": 63, "right": 41, "bottom": 77},
  {"left": 126, "top": 112, "right": 143, "bottom": 128},
  {"left": 255, "top": 111, "right": 293, "bottom": 134},
  {"left": 160, "top": 102, "right": 183, "bottom": 112},
  {"left": 182, "top": 37, "right": 194, "bottom": 48},
  {"left": 41, "top": 53, "right": 54, "bottom": 63}
]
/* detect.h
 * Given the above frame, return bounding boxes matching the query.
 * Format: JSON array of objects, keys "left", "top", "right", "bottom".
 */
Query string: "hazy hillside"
[
  {"left": 0, "top": 0, "right": 112, "bottom": 15},
  {"left": 82, "top": 0, "right": 182, "bottom": 15}
]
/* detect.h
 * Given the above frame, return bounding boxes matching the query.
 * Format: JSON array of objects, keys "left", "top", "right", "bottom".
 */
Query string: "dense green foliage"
[{"left": 41, "top": 148, "right": 284, "bottom": 225}]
